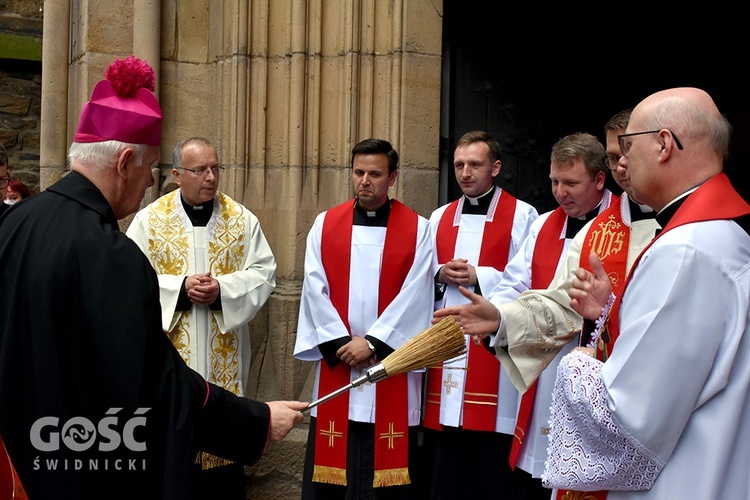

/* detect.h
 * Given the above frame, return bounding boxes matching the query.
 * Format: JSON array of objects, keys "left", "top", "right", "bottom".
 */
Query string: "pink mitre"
[{"left": 74, "top": 55, "right": 162, "bottom": 147}]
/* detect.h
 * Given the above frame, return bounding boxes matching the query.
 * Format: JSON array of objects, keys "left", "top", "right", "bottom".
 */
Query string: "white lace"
[
  {"left": 588, "top": 292, "right": 616, "bottom": 349},
  {"left": 542, "top": 350, "right": 665, "bottom": 491}
]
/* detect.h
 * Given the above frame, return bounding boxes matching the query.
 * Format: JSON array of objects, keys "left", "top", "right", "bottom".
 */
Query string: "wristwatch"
[{"left": 365, "top": 339, "right": 376, "bottom": 353}]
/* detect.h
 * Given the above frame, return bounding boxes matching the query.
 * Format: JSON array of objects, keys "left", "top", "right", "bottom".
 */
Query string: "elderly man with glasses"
[
  {"left": 433, "top": 109, "right": 662, "bottom": 499},
  {"left": 126, "top": 136, "right": 278, "bottom": 499},
  {"left": 545, "top": 87, "right": 750, "bottom": 498}
]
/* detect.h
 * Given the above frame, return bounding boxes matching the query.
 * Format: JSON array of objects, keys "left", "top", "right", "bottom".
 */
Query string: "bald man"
[{"left": 543, "top": 87, "right": 750, "bottom": 498}]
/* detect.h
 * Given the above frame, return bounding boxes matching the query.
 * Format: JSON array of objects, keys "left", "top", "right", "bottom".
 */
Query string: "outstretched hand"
[
  {"left": 266, "top": 400, "right": 307, "bottom": 442},
  {"left": 432, "top": 286, "right": 500, "bottom": 339},
  {"left": 569, "top": 252, "right": 613, "bottom": 321}
]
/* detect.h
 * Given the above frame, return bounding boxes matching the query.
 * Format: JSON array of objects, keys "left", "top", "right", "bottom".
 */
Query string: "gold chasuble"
[
  {"left": 137, "top": 190, "right": 255, "bottom": 470},
  {"left": 142, "top": 190, "right": 248, "bottom": 393}
]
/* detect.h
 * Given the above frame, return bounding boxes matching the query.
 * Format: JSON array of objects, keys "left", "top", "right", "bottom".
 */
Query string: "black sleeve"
[
  {"left": 434, "top": 268, "right": 446, "bottom": 301},
  {"left": 579, "top": 319, "right": 596, "bottom": 347},
  {"left": 366, "top": 335, "right": 393, "bottom": 358},
  {"left": 319, "top": 337, "right": 350, "bottom": 367},
  {"left": 175, "top": 277, "right": 191, "bottom": 311},
  {"left": 482, "top": 335, "right": 496, "bottom": 354},
  {"left": 209, "top": 289, "right": 222, "bottom": 310},
  {"left": 196, "top": 383, "right": 271, "bottom": 466}
]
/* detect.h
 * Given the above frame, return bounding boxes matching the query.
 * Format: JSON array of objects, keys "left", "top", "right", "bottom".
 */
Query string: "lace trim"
[
  {"left": 542, "top": 350, "right": 665, "bottom": 491},
  {"left": 452, "top": 187, "right": 501, "bottom": 226},
  {"left": 587, "top": 292, "right": 615, "bottom": 349}
]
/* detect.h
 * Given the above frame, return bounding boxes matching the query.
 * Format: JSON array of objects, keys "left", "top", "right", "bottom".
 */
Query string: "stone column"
[
  {"left": 41, "top": 1, "right": 444, "bottom": 495},
  {"left": 39, "top": 0, "right": 69, "bottom": 189},
  {"left": 133, "top": 0, "right": 162, "bottom": 206}
]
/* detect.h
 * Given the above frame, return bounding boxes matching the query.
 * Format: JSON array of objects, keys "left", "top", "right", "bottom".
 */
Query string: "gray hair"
[
  {"left": 645, "top": 96, "right": 732, "bottom": 160},
  {"left": 172, "top": 137, "right": 214, "bottom": 170},
  {"left": 68, "top": 140, "right": 151, "bottom": 170}
]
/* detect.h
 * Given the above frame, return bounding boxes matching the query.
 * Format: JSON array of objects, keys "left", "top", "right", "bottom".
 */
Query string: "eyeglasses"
[
  {"left": 178, "top": 165, "right": 224, "bottom": 177},
  {"left": 0, "top": 177, "right": 9, "bottom": 189},
  {"left": 617, "top": 129, "right": 684, "bottom": 157},
  {"left": 601, "top": 155, "right": 621, "bottom": 171}
]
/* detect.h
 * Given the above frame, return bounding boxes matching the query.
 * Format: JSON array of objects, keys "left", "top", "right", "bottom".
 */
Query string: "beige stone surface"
[
  {"left": 8, "top": 0, "right": 43, "bottom": 18},
  {"left": 396, "top": 165, "right": 441, "bottom": 218},
  {"left": 83, "top": 0, "right": 133, "bottom": 55},
  {"left": 37, "top": 1, "right": 445, "bottom": 495},
  {"left": 159, "top": 60, "right": 217, "bottom": 152},
  {"left": 175, "top": 0, "right": 210, "bottom": 62}
]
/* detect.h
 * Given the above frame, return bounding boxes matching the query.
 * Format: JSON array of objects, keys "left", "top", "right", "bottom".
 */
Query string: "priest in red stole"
[
  {"left": 545, "top": 88, "right": 750, "bottom": 499},
  {"left": 294, "top": 138, "right": 434, "bottom": 499},
  {"left": 421, "top": 130, "right": 538, "bottom": 499},
  {"left": 426, "top": 133, "right": 612, "bottom": 498}
]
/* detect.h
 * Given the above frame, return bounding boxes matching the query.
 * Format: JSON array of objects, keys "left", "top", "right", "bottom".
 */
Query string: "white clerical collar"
[
  {"left": 636, "top": 202, "right": 654, "bottom": 214},
  {"left": 465, "top": 186, "right": 495, "bottom": 206}
]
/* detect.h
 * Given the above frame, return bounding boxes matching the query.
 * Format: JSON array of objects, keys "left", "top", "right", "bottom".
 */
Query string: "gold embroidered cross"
[
  {"left": 379, "top": 422, "right": 405, "bottom": 449},
  {"left": 320, "top": 420, "right": 344, "bottom": 447},
  {"left": 443, "top": 373, "right": 459, "bottom": 395}
]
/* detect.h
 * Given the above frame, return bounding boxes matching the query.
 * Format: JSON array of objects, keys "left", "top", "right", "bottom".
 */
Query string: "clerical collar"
[
  {"left": 655, "top": 196, "right": 688, "bottom": 231},
  {"left": 655, "top": 186, "right": 700, "bottom": 231},
  {"left": 627, "top": 196, "right": 656, "bottom": 222},
  {"left": 462, "top": 185, "right": 496, "bottom": 215},
  {"left": 353, "top": 198, "right": 390, "bottom": 227},
  {"left": 565, "top": 203, "right": 601, "bottom": 239},
  {"left": 181, "top": 194, "right": 214, "bottom": 227}
]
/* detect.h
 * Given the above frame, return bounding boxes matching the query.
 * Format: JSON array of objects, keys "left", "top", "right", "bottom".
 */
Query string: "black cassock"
[{"left": 0, "top": 171, "right": 270, "bottom": 499}]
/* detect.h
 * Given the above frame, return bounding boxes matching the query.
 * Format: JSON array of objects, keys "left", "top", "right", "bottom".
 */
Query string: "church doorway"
[{"left": 439, "top": 3, "right": 749, "bottom": 211}]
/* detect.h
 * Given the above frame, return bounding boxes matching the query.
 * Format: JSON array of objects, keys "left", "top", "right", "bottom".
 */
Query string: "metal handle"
[{"left": 303, "top": 363, "right": 389, "bottom": 412}]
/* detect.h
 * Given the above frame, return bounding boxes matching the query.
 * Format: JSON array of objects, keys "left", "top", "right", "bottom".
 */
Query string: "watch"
[{"left": 365, "top": 339, "right": 376, "bottom": 353}]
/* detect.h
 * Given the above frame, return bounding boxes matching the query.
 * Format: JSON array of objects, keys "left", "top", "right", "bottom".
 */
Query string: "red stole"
[
  {"left": 579, "top": 194, "right": 629, "bottom": 362},
  {"left": 609, "top": 173, "right": 750, "bottom": 357},
  {"left": 555, "top": 197, "right": 627, "bottom": 499},
  {"left": 423, "top": 188, "right": 517, "bottom": 431},
  {"left": 558, "top": 174, "right": 750, "bottom": 499},
  {"left": 0, "top": 435, "right": 27, "bottom": 500},
  {"left": 314, "top": 199, "right": 418, "bottom": 487},
  {"left": 508, "top": 206, "right": 567, "bottom": 468}
]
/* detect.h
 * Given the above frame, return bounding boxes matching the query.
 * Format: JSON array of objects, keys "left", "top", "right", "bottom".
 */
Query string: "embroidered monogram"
[{"left": 587, "top": 215, "right": 625, "bottom": 262}]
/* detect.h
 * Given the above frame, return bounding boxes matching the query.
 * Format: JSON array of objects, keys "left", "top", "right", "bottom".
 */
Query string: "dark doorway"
[{"left": 439, "top": 4, "right": 749, "bottom": 213}]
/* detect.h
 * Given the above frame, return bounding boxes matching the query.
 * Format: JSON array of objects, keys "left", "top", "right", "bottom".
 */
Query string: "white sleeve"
[
  {"left": 293, "top": 213, "right": 351, "bottom": 361},
  {"left": 542, "top": 350, "right": 664, "bottom": 491}
]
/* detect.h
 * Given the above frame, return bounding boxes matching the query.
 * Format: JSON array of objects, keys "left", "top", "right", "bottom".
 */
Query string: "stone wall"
[
  {"left": 0, "top": 0, "right": 43, "bottom": 194},
  {"left": 0, "top": 60, "right": 41, "bottom": 194},
  {"left": 4, "top": 2, "right": 445, "bottom": 497}
]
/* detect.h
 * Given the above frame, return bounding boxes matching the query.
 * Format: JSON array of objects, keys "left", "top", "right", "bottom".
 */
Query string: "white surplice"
[
  {"left": 428, "top": 191, "right": 538, "bottom": 433},
  {"left": 294, "top": 209, "right": 434, "bottom": 424},
  {"left": 494, "top": 192, "right": 619, "bottom": 477},
  {"left": 543, "top": 216, "right": 750, "bottom": 498}
]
